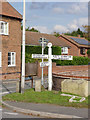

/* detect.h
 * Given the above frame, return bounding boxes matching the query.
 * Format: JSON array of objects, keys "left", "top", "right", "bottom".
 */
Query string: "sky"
[{"left": 9, "top": 1, "right": 88, "bottom": 34}]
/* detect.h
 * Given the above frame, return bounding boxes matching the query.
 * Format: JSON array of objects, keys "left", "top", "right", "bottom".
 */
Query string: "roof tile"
[
  {"left": 25, "top": 31, "right": 69, "bottom": 47},
  {"left": 0, "top": 0, "right": 22, "bottom": 20}
]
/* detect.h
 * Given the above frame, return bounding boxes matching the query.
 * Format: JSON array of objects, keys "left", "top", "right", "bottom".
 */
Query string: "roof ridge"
[
  {"left": 25, "top": 31, "right": 57, "bottom": 36},
  {"left": 61, "top": 34, "right": 85, "bottom": 39}
]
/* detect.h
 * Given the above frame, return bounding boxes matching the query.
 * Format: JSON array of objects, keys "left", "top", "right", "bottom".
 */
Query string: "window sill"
[
  {"left": 0, "top": 33, "right": 9, "bottom": 36},
  {"left": 61, "top": 53, "right": 68, "bottom": 55},
  {"left": 8, "top": 65, "right": 16, "bottom": 67}
]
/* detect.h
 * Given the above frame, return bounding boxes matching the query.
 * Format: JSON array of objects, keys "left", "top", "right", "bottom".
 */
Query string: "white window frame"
[
  {"left": 8, "top": 52, "right": 16, "bottom": 67},
  {"left": 61, "top": 47, "right": 68, "bottom": 54},
  {"left": 0, "top": 52, "right": 2, "bottom": 67},
  {"left": 0, "top": 21, "right": 9, "bottom": 35}
]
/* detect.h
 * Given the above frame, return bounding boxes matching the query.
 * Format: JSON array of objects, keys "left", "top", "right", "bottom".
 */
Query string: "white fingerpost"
[
  {"left": 38, "top": 38, "right": 48, "bottom": 86},
  {"left": 32, "top": 42, "right": 73, "bottom": 92},
  {"left": 48, "top": 43, "right": 52, "bottom": 91}
]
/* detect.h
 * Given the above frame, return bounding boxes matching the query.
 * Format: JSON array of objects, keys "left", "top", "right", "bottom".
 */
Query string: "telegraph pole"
[{"left": 21, "top": 0, "right": 25, "bottom": 93}]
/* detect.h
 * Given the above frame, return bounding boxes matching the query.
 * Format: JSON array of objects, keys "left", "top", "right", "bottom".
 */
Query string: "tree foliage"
[
  {"left": 53, "top": 32, "right": 60, "bottom": 37},
  {"left": 82, "top": 25, "right": 90, "bottom": 41},
  {"left": 64, "top": 28, "right": 84, "bottom": 37},
  {"left": 26, "top": 27, "right": 40, "bottom": 32},
  {"left": 21, "top": 25, "right": 40, "bottom": 33}
]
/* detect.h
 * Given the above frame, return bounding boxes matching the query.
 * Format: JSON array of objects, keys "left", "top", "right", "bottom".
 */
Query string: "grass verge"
[{"left": 2, "top": 89, "right": 89, "bottom": 108}]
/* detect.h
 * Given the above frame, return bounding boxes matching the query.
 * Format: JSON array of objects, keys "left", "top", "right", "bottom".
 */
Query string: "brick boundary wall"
[{"left": 37, "top": 62, "right": 89, "bottom": 78}]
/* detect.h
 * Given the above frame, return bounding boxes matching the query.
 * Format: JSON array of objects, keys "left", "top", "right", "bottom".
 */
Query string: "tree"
[
  {"left": 29, "top": 28, "right": 40, "bottom": 32},
  {"left": 21, "top": 25, "right": 40, "bottom": 33},
  {"left": 64, "top": 28, "right": 84, "bottom": 37},
  {"left": 26, "top": 27, "right": 30, "bottom": 31},
  {"left": 53, "top": 32, "right": 60, "bottom": 37},
  {"left": 82, "top": 25, "right": 90, "bottom": 41}
]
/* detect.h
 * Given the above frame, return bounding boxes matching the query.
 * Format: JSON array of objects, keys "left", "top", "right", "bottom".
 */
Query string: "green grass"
[
  {"left": 2, "top": 89, "right": 89, "bottom": 108},
  {"left": 73, "top": 97, "right": 82, "bottom": 101}
]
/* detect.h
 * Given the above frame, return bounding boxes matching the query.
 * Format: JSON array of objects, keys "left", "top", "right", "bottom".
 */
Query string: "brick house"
[
  {"left": 59, "top": 34, "right": 90, "bottom": 57},
  {"left": 25, "top": 31, "right": 90, "bottom": 57},
  {"left": 0, "top": 1, "right": 22, "bottom": 80}
]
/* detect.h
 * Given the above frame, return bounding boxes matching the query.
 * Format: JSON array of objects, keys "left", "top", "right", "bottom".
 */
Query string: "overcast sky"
[{"left": 10, "top": 1, "right": 88, "bottom": 34}]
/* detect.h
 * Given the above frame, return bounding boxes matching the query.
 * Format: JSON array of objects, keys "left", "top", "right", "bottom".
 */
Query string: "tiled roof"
[
  {"left": 0, "top": 0, "right": 22, "bottom": 20},
  {"left": 25, "top": 31, "right": 69, "bottom": 47},
  {"left": 70, "top": 37, "right": 90, "bottom": 46},
  {"left": 60, "top": 34, "right": 90, "bottom": 48}
]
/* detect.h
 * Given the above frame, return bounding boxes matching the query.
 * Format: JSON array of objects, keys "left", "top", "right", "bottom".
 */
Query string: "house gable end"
[{"left": 0, "top": 1, "right": 22, "bottom": 20}]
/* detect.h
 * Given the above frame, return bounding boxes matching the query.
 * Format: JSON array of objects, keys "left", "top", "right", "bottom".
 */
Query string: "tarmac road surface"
[{"left": 0, "top": 106, "right": 39, "bottom": 118}]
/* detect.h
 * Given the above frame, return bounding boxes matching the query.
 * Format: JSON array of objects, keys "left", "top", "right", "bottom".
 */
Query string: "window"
[
  {"left": 61, "top": 47, "right": 68, "bottom": 54},
  {"left": 8, "top": 52, "right": 16, "bottom": 66},
  {"left": 0, "top": 52, "right": 2, "bottom": 67},
  {"left": 80, "top": 48, "right": 85, "bottom": 55},
  {"left": 0, "top": 21, "right": 9, "bottom": 35}
]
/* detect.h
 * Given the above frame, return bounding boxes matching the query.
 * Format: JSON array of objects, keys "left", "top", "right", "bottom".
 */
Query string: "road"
[
  {"left": 0, "top": 81, "right": 40, "bottom": 118},
  {"left": 0, "top": 80, "right": 89, "bottom": 119},
  {"left": 1, "top": 106, "right": 38, "bottom": 118},
  {"left": 1, "top": 81, "right": 32, "bottom": 95}
]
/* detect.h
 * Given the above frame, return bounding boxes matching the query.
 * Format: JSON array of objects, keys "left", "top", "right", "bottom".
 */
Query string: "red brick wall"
[
  {"left": 0, "top": 16, "right": 22, "bottom": 80},
  {"left": 59, "top": 36, "right": 88, "bottom": 57},
  {"left": 37, "top": 62, "right": 88, "bottom": 77}
]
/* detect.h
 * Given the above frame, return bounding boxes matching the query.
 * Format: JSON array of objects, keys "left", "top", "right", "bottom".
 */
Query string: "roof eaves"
[{"left": 1, "top": 14, "right": 22, "bottom": 20}]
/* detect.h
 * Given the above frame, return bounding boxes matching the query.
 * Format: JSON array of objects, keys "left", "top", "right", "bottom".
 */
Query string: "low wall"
[
  {"left": 61, "top": 79, "right": 90, "bottom": 97},
  {"left": 37, "top": 62, "right": 88, "bottom": 77},
  {"left": 52, "top": 75, "right": 68, "bottom": 91}
]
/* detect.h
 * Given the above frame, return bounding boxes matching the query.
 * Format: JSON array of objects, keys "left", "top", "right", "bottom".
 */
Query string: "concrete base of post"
[
  {"left": 16, "top": 81, "right": 20, "bottom": 93},
  {"left": 35, "top": 79, "right": 41, "bottom": 92}
]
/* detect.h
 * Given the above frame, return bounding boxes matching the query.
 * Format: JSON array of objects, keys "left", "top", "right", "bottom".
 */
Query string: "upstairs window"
[
  {"left": 8, "top": 52, "right": 16, "bottom": 67},
  {"left": 0, "top": 21, "right": 9, "bottom": 35},
  {"left": 61, "top": 47, "right": 68, "bottom": 54},
  {"left": 0, "top": 52, "right": 2, "bottom": 67}
]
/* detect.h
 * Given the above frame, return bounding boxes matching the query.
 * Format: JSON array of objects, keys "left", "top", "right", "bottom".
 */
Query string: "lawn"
[{"left": 2, "top": 89, "right": 89, "bottom": 108}]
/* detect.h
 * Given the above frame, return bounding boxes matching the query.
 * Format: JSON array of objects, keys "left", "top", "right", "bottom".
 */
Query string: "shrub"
[
  {"left": 25, "top": 45, "right": 61, "bottom": 63},
  {"left": 56, "top": 56, "right": 90, "bottom": 66},
  {"left": 87, "top": 49, "right": 90, "bottom": 54},
  {"left": 25, "top": 46, "right": 42, "bottom": 54},
  {"left": 25, "top": 46, "right": 90, "bottom": 65}
]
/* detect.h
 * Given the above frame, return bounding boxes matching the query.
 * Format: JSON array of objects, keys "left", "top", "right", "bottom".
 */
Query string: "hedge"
[
  {"left": 56, "top": 56, "right": 90, "bottom": 66},
  {"left": 25, "top": 45, "right": 61, "bottom": 63},
  {"left": 87, "top": 49, "right": 90, "bottom": 54},
  {"left": 25, "top": 46, "right": 90, "bottom": 65},
  {"left": 25, "top": 46, "right": 61, "bottom": 55}
]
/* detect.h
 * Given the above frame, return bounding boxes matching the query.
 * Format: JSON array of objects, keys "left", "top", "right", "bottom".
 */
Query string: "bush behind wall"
[
  {"left": 25, "top": 45, "right": 61, "bottom": 63},
  {"left": 56, "top": 56, "right": 90, "bottom": 66},
  {"left": 25, "top": 46, "right": 90, "bottom": 65}
]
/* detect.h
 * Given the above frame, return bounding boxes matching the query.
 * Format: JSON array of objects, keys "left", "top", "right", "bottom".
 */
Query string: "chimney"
[{"left": 78, "top": 34, "right": 81, "bottom": 38}]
